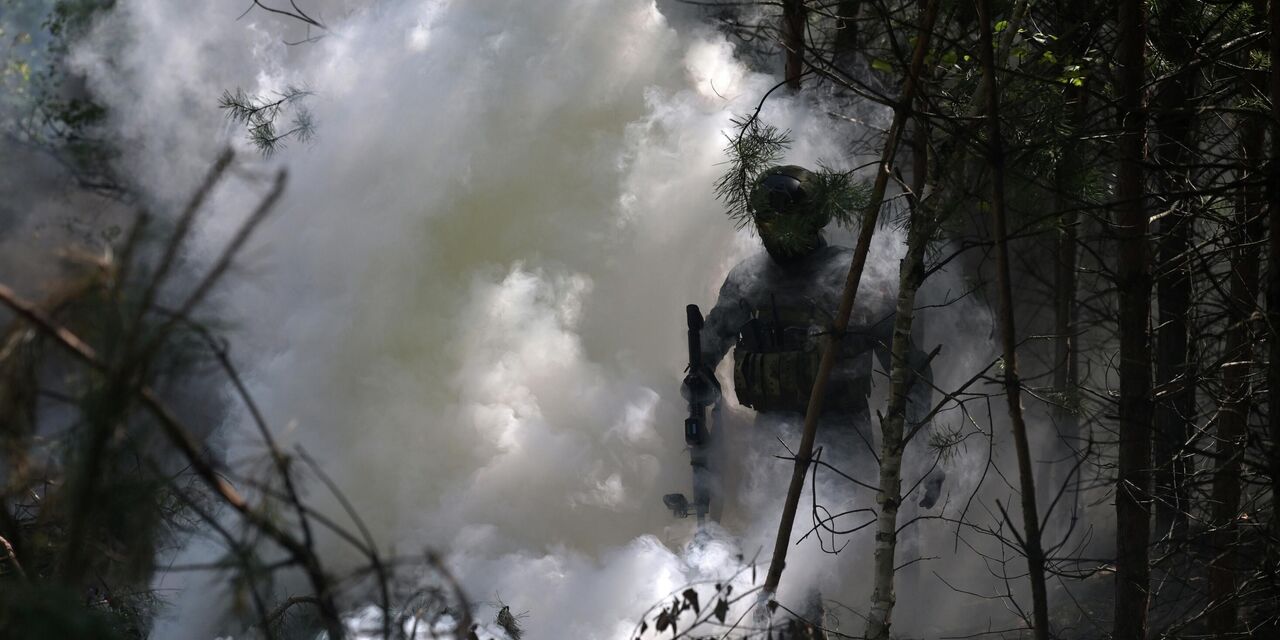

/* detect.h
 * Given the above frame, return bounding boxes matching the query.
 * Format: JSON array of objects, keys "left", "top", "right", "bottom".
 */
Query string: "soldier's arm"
[{"left": 698, "top": 270, "right": 750, "bottom": 372}]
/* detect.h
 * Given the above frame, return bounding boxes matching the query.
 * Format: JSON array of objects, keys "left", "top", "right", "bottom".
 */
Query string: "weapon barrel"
[{"left": 686, "top": 304, "right": 703, "bottom": 371}]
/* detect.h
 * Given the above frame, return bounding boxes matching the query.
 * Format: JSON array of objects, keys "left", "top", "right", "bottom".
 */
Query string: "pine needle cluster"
[
  {"left": 807, "top": 162, "right": 872, "bottom": 228},
  {"left": 714, "top": 115, "right": 791, "bottom": 228},
  {"left": 714, "top": 115, "right": 871, "bottom": 235},
  {"left": 218, "top": 85, "right": 315, "bottom": 155}
]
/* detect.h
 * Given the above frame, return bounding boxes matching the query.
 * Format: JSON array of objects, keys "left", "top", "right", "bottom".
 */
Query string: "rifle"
[{"left": 663, "top": 304, "right": 718, "bottom": 526}]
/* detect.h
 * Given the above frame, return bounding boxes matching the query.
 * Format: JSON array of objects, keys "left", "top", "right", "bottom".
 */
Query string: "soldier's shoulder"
[
  {"left": 710, "top": 253, "right": 756, "bottom": 302},
  {"left": 724, "top": 250, "right": 772, "bottom": 281}
]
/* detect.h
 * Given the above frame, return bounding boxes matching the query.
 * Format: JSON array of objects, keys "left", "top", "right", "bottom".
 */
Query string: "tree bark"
[
  {"left": 976, "top": 1, "right": 1049, "bottom": 637},
  {"left": 1113, "top": 1, "right": 1153, "bottom": 638},
  {"left": 834, "top": 0, "right": 860, "bottom": 57},
  {"left": 760, "top": 0, "right": 940, "bottom": 603},
  {"left": 1270, "top": 0, "right": 1280, "bottom": 550},
  {"left": 783, "top": 0, "right": 806, "bottom": 90},
  {"left": 864, "top": 182, "right": 930, "bottom": 640}
]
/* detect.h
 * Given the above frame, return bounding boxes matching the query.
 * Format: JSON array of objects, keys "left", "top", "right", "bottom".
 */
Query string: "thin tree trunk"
[
  {"left": 1113, "top": 0, "right": 1153, "bottom": 638},
  {"left": 1050, "top": 0, "right": 1088, "bottom": 526},
  {"left": 966, "top": 0, "right": 1029, "bottom": 118},
  {"left": 783, "top": 0, "right": 806, "bottom": 90},
  {"left": 864, "top": 86, "right": 932, "bottom": 640},
  {"left": 864, "top": 180, "right": 930, "bottom": 640},
  {"left": 834, "top": 0, "right": 860, "bottom": 57},
  {"left": 760, "top": 0, "right": 940, "bottom": 602},
  {"left": 1151, "top": 0, "right": 1198, "bottom": 542},
  {"left": 1270, "top": 0, "right": 1280, "bottom": 546},
  {"left": 1208, "top": 17, "right": 1266, "bottom": 629},
  {"left": 1051, "top": 155, "right": 1081, "bottom": 510},
  {"left": 976, "top": 1, "right": 1049, "bottom": 637}
]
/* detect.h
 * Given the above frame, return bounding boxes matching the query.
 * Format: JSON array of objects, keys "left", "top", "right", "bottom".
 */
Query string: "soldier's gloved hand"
[
  {"left": 918, "top": 469, "right": 946, "bottom": 509},
  {"left": 681, "top": 365, "right": 721, "bottom": 405}
]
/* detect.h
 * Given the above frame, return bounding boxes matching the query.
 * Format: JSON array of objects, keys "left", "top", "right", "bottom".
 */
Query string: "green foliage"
[
  {"left": 2, "top": 0, "right": 118, "bottom": 190},
  {"left": 1, "top": 0, "right": 52, "bottom": 112},
  {"left": 757, "top": 200, "right": 823, "bottom": 255},
  {"left": 0, "top": 584, "right": 134, "bottom": 639},
  {"left": 808, "top": 163, "right": 872, "bottom": 229},
  {"left": 44, "top": 0, "right": 116, "bottom": 39},
  {"left": 3, "top": 0, "right": 116, "bottom": 109},
  {"left": 714, "top": 114, "right": 791, "bottom": 228},
  {"left": 714, "top": 115, "right": 871, "bottom": 243},
  {"left": 0, "top": 234, "right": 221, "bottom": 638}
]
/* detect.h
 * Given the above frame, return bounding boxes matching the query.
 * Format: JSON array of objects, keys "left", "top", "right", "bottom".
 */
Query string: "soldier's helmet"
[
  {"left": 749, "top": 165, "right": 814, "bottom": 218},
  {"left": 749, "top": 165, "right": 828, "bottom": 261}
]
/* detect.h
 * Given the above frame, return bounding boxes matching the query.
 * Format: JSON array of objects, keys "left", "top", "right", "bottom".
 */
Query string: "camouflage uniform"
[
  {"left": 694, "top": 164, "right": 940, "bottom": 639},
  {"left": 691, "top": 165, "right": 938, "bottom": 497},
  {"left": 698, "top": 240, "right": 933, "bottom": 457}
]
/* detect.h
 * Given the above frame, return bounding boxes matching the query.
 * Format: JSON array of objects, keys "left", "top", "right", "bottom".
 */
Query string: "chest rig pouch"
[{"left": 732, "top": 297, "right": 870, "bottom": 413}]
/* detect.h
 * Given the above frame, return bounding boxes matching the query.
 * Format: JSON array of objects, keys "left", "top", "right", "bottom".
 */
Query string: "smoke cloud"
[{"left": 54, "top": 0, "right": 1071, "bottom": 637}]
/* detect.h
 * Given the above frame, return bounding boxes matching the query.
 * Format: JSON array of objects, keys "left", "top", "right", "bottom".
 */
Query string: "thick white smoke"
[{"left": 62, "top": 1, "right": 1037, "bottom": 638}]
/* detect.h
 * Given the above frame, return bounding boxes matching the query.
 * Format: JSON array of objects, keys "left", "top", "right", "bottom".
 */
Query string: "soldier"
[{"left": 687, "top": 164, "right": 944, "bottom": 509}]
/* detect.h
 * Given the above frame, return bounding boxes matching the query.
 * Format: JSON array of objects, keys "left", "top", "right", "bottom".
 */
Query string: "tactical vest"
[{"left": 732, "top": 299, "right": 871, "bottom": 413}]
